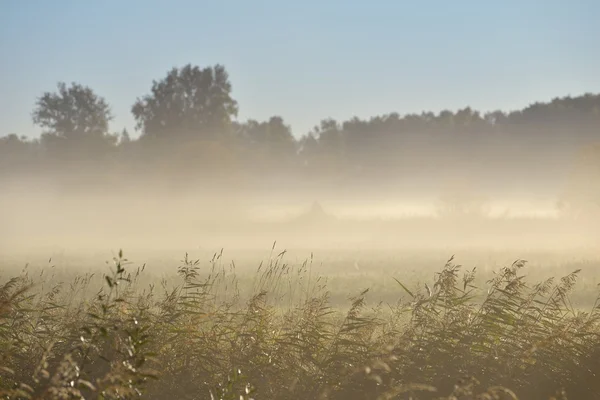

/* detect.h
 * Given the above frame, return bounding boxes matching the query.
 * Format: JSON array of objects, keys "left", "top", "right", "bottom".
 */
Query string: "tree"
[
  {"left": 298, "top": 133, "right": 319, "bottom": 166},
  {"left": 239, "top": 116, "right": 296, "bottom": 156},
  {"left": 0, "top": 134, "right": 38, "bottom": 174},
  {"left": 119, "top": 128, "right": 131, "bottom": 146},
  {"left": 32, "top": 82, "right": 112, "bottom": 139},
  {"left": 32, "top": 82, "right": 116, "bottom": 161},
  {"left": 132, "top": 64, "right": 238, "bottom": 141}
]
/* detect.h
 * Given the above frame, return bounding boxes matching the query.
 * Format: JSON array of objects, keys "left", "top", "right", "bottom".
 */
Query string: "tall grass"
[{"left": 1, "top": 249, "right": 599, "bottom": 399}]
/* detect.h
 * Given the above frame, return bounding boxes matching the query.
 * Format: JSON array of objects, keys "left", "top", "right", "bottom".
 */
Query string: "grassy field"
[{"left": 2, "top": 247, "right": 600, "bottom": 399}]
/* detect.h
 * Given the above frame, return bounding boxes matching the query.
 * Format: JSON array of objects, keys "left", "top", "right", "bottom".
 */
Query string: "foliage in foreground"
[{"left": 1, "top": 249, "right": 600, "bottom": 400}]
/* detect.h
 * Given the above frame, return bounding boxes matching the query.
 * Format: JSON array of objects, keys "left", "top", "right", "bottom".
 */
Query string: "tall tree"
[
  {"left": 31, "top": 82, "right": 116, "bottom": 160},
  {"left": 132, "top": 64, "right": 238, "bottom": 141},
  {"left": 32, "top": 82, "right": 112, "bottom": 140}
]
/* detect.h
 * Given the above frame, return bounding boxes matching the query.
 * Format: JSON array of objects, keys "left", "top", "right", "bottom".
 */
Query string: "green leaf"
[{"left": 393, "top": 278, "right": 415, "bottom": 299}]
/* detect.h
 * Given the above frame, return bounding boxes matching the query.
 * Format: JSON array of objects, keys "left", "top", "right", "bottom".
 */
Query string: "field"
[
  {"left": 2, "top": 246, "right": 600, "bottom": 400},
  {"left": 3, "top": 3, "right": 600, "bottom": 397}
]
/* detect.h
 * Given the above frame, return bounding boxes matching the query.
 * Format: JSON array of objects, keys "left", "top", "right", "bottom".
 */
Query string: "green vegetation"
[
  {"left": 3, "top": 64, "right": 600, "bottom": 219},
  {"left": 2, "top": 249, "right": 599, "bottom": 399}
]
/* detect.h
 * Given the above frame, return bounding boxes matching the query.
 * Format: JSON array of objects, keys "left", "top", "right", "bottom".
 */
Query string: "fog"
[
  {"left": 1, "top": 171, "right": 597, "bottom": 258},
  {"left": 2, "top": 67, "right": 600, "bottom": 261}
]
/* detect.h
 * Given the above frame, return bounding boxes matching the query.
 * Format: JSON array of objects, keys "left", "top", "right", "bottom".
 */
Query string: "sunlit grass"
[{"left": 1, "top": 248, "right": 599, "bottom": 399}]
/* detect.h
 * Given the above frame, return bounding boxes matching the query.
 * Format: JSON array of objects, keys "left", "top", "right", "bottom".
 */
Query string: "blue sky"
[{"left": 1, "top": 0, "right": 599, "bottom": 138}]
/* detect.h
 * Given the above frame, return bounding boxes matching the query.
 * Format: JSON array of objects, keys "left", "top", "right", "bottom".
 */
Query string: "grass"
[{"left": 1, "top": 247, "right": 600, "bottom": 399}]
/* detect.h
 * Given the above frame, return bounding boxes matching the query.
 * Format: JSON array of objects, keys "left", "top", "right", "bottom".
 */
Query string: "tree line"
[{"left": 2, "top": 63, "right": 600, "bottom": 203}]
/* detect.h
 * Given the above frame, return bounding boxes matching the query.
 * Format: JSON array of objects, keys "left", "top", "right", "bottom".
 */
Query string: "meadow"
[
  {"left": 2, "top": 12, "right": 600, "bottom": 399},
  {"left": 2, "top": 246, "right": 600, "bottom": 400}
]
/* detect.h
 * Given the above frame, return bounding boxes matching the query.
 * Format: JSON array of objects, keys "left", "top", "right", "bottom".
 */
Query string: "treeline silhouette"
[{"left": 2, "top": 63, "right": 600, "bottom": 205}]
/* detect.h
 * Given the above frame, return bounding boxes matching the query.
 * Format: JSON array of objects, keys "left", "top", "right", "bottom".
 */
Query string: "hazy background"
[{"left": 2, "top": 0, "right": 600, "bottom": 256}]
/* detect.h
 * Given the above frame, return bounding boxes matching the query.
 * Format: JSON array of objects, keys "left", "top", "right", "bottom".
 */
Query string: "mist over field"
[
  {"left": 2, "top": 111, "right": 600, "bottom": 254},
  {"left": 3, "top": 2, "right": 600, "bottom": 399},
  {"left": 4, "top": 61, "right": 600, "bottom": 400}
]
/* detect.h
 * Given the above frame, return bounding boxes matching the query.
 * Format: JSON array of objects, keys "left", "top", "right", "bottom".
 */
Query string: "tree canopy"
[
  {"left": 132, "top": 64, "right": 238, "bottom": 141},
  {"left": 32, "top": 82, "right": 112, "bottom": 139},
  {"left": 3, "top": 63, "right": 600, "bottom": 215},
  {"left": 31, "top": 82, "right": 117, "bottom": 163}
]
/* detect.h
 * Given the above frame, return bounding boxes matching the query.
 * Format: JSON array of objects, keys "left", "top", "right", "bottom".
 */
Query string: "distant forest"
[{"left": 2, "top": 64, "right": 600, "bottom": 215}]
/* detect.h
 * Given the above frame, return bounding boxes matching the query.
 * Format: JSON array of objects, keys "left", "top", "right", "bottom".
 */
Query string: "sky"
[{"left": 1, "top": 0, "right": 599, "bottom": 139}]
